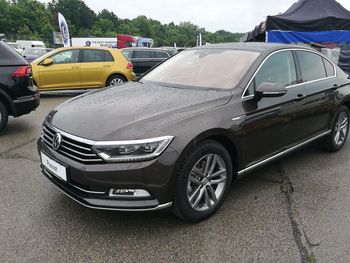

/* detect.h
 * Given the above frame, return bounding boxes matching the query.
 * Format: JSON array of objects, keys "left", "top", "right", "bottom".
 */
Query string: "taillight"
[
  {"left": 12, "top": 66, "right": 31, "bottom": 77},
  {"left": 127, "top": 62, "right": 133, "bottom": 70}
]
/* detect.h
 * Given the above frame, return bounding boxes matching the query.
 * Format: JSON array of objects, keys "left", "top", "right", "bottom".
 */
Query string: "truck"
[
  {"left": 71, "top": 35, "right": 153, "bottom": 49},
  {"left": 117, "top": 34, "right": 136, "bottom": 48},
  {"left": 71, "top": 37, "right": 117, "bottom": 48},
  {"left": 136, "top": 37, "right": 154, "bottom": 48}
]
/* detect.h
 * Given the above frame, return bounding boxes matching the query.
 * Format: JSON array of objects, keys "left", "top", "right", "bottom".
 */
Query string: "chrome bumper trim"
[{"left": 43, "top": 168, "right": 172, "bottom": 212}]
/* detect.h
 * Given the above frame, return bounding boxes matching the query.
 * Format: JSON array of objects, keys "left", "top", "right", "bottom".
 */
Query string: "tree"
[
  {"left": 48, "top": 0, "right": 96, "bottom": 31},
  {"left": 0, "top": 0, "right": 244, "bottom": 47}
]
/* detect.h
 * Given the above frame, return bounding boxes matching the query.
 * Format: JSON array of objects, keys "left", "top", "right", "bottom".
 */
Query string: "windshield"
[
  {"left": 8, "top": 43, "right": 19, "bottom": 49},
  {"left": 25, "top": 49, "right": 46, "bottom": 56},
  {"left": 142, "top": 49, "right": 260, "bottom": 89}
]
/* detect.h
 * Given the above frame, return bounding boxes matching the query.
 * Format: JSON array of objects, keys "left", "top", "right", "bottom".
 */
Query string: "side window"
[
  {"left": 104, "top": 51, "right": 114, "bottom": 62},
  {"left": 154, "top": 51, "right": 169, "bottom": 59},
  {"left": 323, "top": 58, "right": 335, "bottom": 77},
  {"left": 296, "top": 51, "right": 327, "bottom": 82},
  {"left": 83, "top": 49, "right": 106, "bottom": 62},
  {"left": 51, "top": 50, "right": 79, "bottom": 64},
  {"left": 122, "top": 50, "right": 132, "bottom": 59},
  {"left": 132, "top": 51, "right": 152, "bottom": 59},
  {"left": 245, "top": 51, "right": 297, "bottom": 96}
]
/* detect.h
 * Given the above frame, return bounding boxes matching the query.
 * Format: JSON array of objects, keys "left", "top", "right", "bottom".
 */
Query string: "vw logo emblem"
[{"left": 52, "top": 133, "right": 62, "bottom": 151}]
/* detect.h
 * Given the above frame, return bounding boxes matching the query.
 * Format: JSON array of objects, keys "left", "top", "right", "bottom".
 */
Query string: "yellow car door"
[
  {"left": 38, "top": 49, "right": 81, "bottom": 90},
  {"left": 80, "top": 49, "right": 114, "bottom": 88}
]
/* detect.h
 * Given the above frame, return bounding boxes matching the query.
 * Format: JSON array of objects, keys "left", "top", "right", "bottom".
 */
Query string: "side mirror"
[
  {"left": 255, "top": 82, "right": 287, "bottom": 98},
  {"left": 42, "top": 58, "right": 53, "bottom": 66}
]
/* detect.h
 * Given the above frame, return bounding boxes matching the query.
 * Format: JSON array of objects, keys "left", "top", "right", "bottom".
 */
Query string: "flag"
[{"left": 58, "top": 13, "right": 70, "bottom": 47}]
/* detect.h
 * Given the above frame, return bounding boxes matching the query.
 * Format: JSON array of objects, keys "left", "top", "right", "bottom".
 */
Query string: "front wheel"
[
  {"left": 321, "top": 106, "right": 349, "bottom": 152},
  {"left": 173, "top": 141, "right": 233, "bottom": 222},
  {"left": 106, "top": 75, "right": 126, "bottom": 86}
]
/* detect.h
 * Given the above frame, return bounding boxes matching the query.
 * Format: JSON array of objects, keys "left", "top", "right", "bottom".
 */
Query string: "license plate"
[{"left": 41, "top": 152, "right": 67, "bottom": 182}]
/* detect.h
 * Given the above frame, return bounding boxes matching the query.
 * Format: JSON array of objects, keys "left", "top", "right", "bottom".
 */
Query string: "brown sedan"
[{"left": 38, "top": 43, "right": 350, "bottom": 222}]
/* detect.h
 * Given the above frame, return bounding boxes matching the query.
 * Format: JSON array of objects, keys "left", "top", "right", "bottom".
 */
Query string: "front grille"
[{"left": 41, "top": 122, "right": 103, "bottom": 164}]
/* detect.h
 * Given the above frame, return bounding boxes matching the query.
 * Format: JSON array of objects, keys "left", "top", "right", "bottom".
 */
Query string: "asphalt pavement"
[{"left": 1, "top": 94, "right": 350, "bottom": 263}]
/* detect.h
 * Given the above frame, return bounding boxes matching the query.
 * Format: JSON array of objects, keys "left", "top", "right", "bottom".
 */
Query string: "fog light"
[{"left": 109, "top": 189, "right": 151, "bottom": 198}]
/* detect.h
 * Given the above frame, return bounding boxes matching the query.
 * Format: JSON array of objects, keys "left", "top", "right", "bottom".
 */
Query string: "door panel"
[
  {"left": 294, "top": 51, "right": 337, "bottom": 139},
  {"left": 39, "top": 64, "right": 81, "bottom": 89},
  {"left": 242, "top": 85, "right": 307, "bottom": 166},
  {"left": 299, "top": 79, "right": 336, "bottom": 137},
  {"left": 80, "top": 49, "right": 113, "bottom": 88},
  {"left": 80, "top": 62, "right": 112, "bottom": 87},
  {"left": 242, "top": 50, "right": 307, "bottom": 166},
  {"left": 38, "top": 49, "right": 80, "bottom": 89}
]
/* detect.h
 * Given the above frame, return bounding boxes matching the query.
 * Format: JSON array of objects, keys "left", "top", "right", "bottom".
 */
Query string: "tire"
[
  {"left": 106, "top": 75, "right": 126, "bottom": 86},
  {"left": 173, "top": 140, "right": 233, "bottom": 222},
  {"left": 321, "top": 106, "right": 350, "bottom": 152},
  {"left": 0, "top": 101, "right": 9, "bottom": 133}
]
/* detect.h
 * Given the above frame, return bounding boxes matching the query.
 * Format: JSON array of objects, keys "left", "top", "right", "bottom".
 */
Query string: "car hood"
[{"left": 46, "top": 82, "right": 232, "bottom": 141}]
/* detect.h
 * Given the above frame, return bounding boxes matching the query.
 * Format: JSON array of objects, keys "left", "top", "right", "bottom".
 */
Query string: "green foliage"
[{"left": 0, "top": 0, "right": 243, "bottom": 47}]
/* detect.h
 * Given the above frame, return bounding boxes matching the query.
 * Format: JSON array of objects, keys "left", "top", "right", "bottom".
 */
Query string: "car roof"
[
  {"left": 122, "top": 48, "right": 169, "bottom": 52},
  {"left": 55, "top": 46, "right": 119, "bottom": 52},
  {"left": 27, "top": 47, "right": 47, "bottom": 50},
  {"left": 193, "top": 42, "right": 314, "bottom": 53}
]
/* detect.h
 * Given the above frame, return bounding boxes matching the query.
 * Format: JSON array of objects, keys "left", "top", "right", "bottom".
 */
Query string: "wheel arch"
[
  {"left": 0, "top": 90, "right": 15, "bottom": 116},
  {"left": 174, "top": 129, "right": 241, "bottom": 180},
  {"left": 106, "top": 73, "right": 127, "bottom": 86},
  {"left": 342, "top": 100, "right": 350, "bottom": 114}
]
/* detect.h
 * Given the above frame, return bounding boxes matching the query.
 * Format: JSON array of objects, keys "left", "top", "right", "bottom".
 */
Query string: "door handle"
[
  {"left": 72, "top": 66, "right": 80, "bottom": 69},
  {"left": 103, "top": 65, "right": 111, "bottom": 68},
  {"left": 295, "top": 94, "right": 306, "bottom": 101}
]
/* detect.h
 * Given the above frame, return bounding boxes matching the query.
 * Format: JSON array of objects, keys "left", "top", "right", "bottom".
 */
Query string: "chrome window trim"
[
  {"left": 242, "top": 48, "right": 337, "bottom": 100},
  {"left": 237, "top": 130, "right": 331, "bottom": 176}
]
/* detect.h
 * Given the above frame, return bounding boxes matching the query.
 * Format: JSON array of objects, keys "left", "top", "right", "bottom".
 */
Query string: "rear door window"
[
  {"left": 154, "top": 51, "right": 169, "bottom": 59},
  {"left": 296, "top": 51, "right": 327, "bottom": 82},
  {"left": 122, "top": 50, "right": 132, "bottom": 59},
  {"left": 104, "top": 50, "right": 114, "bottom": 62},
  {"left": 83, "top": 49, "right": 114, "bottom": 62},
  {"left": 132, "top": 51, "right": 152, "bottom": 59}
]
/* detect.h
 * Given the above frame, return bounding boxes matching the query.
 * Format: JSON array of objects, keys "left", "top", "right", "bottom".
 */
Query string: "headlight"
[{"left": 92, "top": 136, "right": 174, "bottom": 163}]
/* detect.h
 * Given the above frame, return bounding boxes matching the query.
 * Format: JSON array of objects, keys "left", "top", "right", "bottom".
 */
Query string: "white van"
[{"left": 16, "top": 40, "right": 46, "bottom": 52}]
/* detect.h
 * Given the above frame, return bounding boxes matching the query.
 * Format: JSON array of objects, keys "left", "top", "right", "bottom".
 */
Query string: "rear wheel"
[
  {"left": 321, "top": 106, "right": 349, "bottom": 152},
  {"left": 106, "top": 75, "right": 126, "bottom": 86},
  {"left": 0, "top": 101, "right": 9, "bottom": 133},
  {"left": 173, "top": 141, "right": 233, "bottom": 222}
]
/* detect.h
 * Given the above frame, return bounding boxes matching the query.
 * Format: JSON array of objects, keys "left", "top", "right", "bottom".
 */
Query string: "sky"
[{"left": 38, "top": 0, "right": 350, "bottom": 33}]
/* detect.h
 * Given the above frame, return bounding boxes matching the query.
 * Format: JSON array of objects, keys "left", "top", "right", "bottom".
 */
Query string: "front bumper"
[
  {"left": 38, "top": 138, "right": 177, "bottom": 211},
  {"left": 13, "top": 92, "right": 40, "bottom": 117}
]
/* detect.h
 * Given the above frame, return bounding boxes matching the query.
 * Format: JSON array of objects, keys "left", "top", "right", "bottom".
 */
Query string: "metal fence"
[{"left": 5, "top": 34, "right": 51, "bottom": 47}]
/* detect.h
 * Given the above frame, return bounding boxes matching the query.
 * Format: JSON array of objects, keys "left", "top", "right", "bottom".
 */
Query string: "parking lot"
[{"left": 1, "top": 94, "right": 350, "bottom": 263}]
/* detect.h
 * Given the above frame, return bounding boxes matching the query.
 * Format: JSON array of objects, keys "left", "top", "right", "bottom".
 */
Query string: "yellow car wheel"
[{"left": 106, "top": 75, "right": 126, "bottom": 87}]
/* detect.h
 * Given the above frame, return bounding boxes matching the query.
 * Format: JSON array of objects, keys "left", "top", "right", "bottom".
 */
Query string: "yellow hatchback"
[{"left": 31, "top": 47, "right": 136, "bottom": 91}]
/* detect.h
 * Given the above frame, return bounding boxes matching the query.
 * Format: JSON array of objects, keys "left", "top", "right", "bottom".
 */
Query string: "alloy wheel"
[
  {"left": 334, "top": 111, "right": 349, "bottom": 146},
  {"left": 110, "top": 78, "right": 124, "bottom": 86},
  {"left": 187, "top": 154, "right": 227, "bottom": 212}
]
